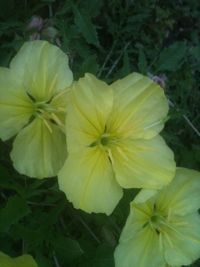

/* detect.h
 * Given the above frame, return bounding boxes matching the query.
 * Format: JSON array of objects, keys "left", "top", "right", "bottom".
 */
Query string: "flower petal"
[
  {"left": 163, "top": 213, "right": 200, "bottom": 266},
  {"left": 119, "top": 200, "right": 154, "bottom": 243},
  {"left": 10, "top": 40, "right": 73, "bottom": 101},
  {"left": 0, "top": 68, "right": 33, "bottom": 141},
  {"left": 10, "top": 118, "right": 67, "bottom": 178},
  {"left": 0, "top": 252, "right": 12, "bottom": 267},
  {"left": 113, "top": 135, "right": 175, "bottom": 189},
  {"left": 66, "top": 73, "right": 113, "bottom": 152},
  {"left": 115, "top": 225, "right": 164, "bottom": 267},
  {"left": 58, "top": 147, "right": 123, "bottom": 215},
  {"left": 107, "top": 72, "right": 168, "bottom": 139},
  {"left": 14, "top": 254, "right": 38, "bottom": 267},
  {"left": 134, "top": 189, "right": 158, "bottom": 204},
  {"left": 156, "top": 168, "right": 200, "bottom": 216},
  {"left": 0, "top": 252, "right": 38, "bottom": 267}
]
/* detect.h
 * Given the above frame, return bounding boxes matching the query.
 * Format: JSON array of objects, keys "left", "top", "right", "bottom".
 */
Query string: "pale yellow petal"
[
  {"left": 58, "top": 147, "right": 122, "bottom": 215},
  {"left": 133, "top": 189, "right": 158, "bottom": 204},
  {"left": 107, "top": 72, "right": 168, "bottom": 139},
  {"left": 163, "top": 213, "right": 200, "bottom": 266},
  {"left": 0, "top": 253, "right": 38, "bottom": 267},
  {"left": 119, "top": 200, "right": 153, "bottom": 243},
  {"left": 66, "top": 73, "right": 113, "bottom": 152},
  {"left": 0, "top": 252, "right": 13, "bottom": 267},
  {"left": 113, "top": 135, "right": 175, "bottom": 189},
  {"left": 10, "top": 40, "right": 73, "bottom": 101},
  {"left": 156, "top": 168, "right": 200, "bottom": 216},
  {"left": 14, "top": 255, "right": 38, "bottom": 267},
  {"left": 0, "top": 68, "right": 33, "bottom": 140},
  {"left": 115, "top": 226, "right": 164, "bottom": 267},
  {"left": 10, "top": 118, "right": 67, "bottom": 178}
]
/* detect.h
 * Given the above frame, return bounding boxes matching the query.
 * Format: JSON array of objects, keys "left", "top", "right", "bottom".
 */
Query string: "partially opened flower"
[
  {"left": 114, "top": 168, "right": 200, "bottom": 267},
  {"left": 0, "top": 251, "right": 38, "bottom": 267},
  {"left": 0, "top": 40, "right": 73, "bottom": 178},
  {"left": 58, "top": 73, "right": 175, "bottom": 215}
]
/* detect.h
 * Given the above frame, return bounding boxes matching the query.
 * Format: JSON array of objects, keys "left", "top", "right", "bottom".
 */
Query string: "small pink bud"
[
  {"left": 27, "top": 16, "right": 44, "bottom": 31},
  {"left": 148, "top": 73, "right": 167, "bottom": 89}
]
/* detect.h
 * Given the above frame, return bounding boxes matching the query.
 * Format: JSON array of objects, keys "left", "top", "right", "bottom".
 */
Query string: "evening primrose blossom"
[
  {"left": 58, "top": 73, "right": 175, "bottom": 215},
  {"left": 114, "top": 168, "right": 200, "bottom": 267},
  {"left": 0, "top": 251, "right": 38, "bottom": 267},
  {"left": 0, "top": 40, "right": 73, "bottom": 178}
]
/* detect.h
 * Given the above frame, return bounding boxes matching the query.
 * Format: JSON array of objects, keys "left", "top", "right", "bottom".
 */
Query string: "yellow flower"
[
  {"left": 114, "top": 168, "right": 200, "bottom": 267},
  {"left": 0, "top": 40, "right": 73, "bottom": 178},
  {"left": 58, "top": 73, "right": 175, "bottom": 215},
  {"left": 0, "top": 251, "right": 38, "bottom": 267}
]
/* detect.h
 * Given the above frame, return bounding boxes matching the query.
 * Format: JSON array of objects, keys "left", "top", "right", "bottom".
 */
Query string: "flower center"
[
  {"left": 100, "top": 135, "right": 110, "bottom": 146},
  {"left": 150, "top": 213, "right": 166, "bottom": 233},
  {"left": 142, "top": 204, "right": 169, "bottom": 235},
  {"left": 27, "top": 92, "right": 65, "bottom": 133}
]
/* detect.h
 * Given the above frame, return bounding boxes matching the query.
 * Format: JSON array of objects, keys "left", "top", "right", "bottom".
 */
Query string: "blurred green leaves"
[
  {"left": 73, "top": 6, "right": 99, "bottom": 47},
  {"left": 0, "top": 195, "right": 30, "bottom": 232},
  {"left": 156, "top": 41, "right": 187, "bottom": 71}
]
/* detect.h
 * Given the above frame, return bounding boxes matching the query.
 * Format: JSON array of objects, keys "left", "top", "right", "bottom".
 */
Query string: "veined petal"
[
  {"left": 0, "top": 68, "right": 33, "bottom": 141},
  {"left": 58, "top": 147, "right": 122, "bottom": 215},
  {"left": 156, "top": 168, "right": 200, "bottom": 216},
  {"left": 66, "top": 73, "right": 113, "bottom": 152},
  {"left": 115, "top": 226, "right": 164, "bottom": 267},
  {"left": 119, "top": 200, "right": 154, "bottom": 243},
  {"left": 10, "top": 40, "right": 73, "bottom": 101},
  {"left": 107, "top": 72, "right": 168, "bottom": 139},
  {"left": 113, "top": 135, "right": 175, "bottom": 189},
  {"left": 10, "top": 118, "right": 67, "bottom": 178},
  {"left": 163, "top": 213, "right": 200, "bottom": 266}
]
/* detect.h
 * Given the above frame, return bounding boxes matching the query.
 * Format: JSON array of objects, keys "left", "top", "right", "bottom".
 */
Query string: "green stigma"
[{"left": 100, "top": 136, "right": 109, "bottom": 146}]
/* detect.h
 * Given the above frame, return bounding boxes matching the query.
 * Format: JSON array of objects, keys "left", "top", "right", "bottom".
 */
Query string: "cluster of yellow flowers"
[{"left": 0, "top": 41, "right": 200, "bottom": 267}]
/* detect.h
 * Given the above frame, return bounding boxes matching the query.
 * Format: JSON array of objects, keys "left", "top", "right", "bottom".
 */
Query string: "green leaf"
[
  {"left": 54, "top": 236, "right": 83, "bottom": 263},
  {"left": 36, "top": 253, "right": 52, "bottom": 267},
  {"left": 93, "top": 245, "right": 114, "bottom": 267},
  {"left": 79, "top": 55, "right": 99, "bottom": 76},
  {"left": 81, "top": 0, "right": 103, "bottom": 17},
  {"left": 73, "top": 6, "right": 99, "bottom": 46},
  {"left": 0, "top": 165, "right": 26, "bottom": 195},
  {"left": 156, "top": 41, "right": 187, "bottom": 71},
  {"left": 0, "top": 195, "right": 30, "bottom": 232},
  {"left": 190, "top": 45, "right": 200, "bottom": 59}
]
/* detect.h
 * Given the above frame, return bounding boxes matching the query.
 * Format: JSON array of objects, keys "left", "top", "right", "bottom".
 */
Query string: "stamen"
[
  {"left": 159, "top": 220, "right": 181, "bottom": 235},
  {"left": 51, "top": 112, "right": 64, "bottom": 127},
  {"left": 107, "top": 149, "right": 114, "bottom": 165},
  {"left": 163, "top": 231, "right": 174, "bottom": 248},
  {"left": 52, "top": 88, "right": 68, "bottom": 101},
  {"left": 43, "top": 119, "right": 53, "bottom": 133}
]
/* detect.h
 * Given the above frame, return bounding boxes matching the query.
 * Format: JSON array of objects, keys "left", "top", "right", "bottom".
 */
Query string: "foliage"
[{"left": 0, "top": 0, "right": 200, "bottom": 266}]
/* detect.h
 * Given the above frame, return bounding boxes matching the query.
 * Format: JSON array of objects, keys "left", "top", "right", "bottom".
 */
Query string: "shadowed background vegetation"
[{"left": 0, "top": 0, "right": 200, "bottom": 266}]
